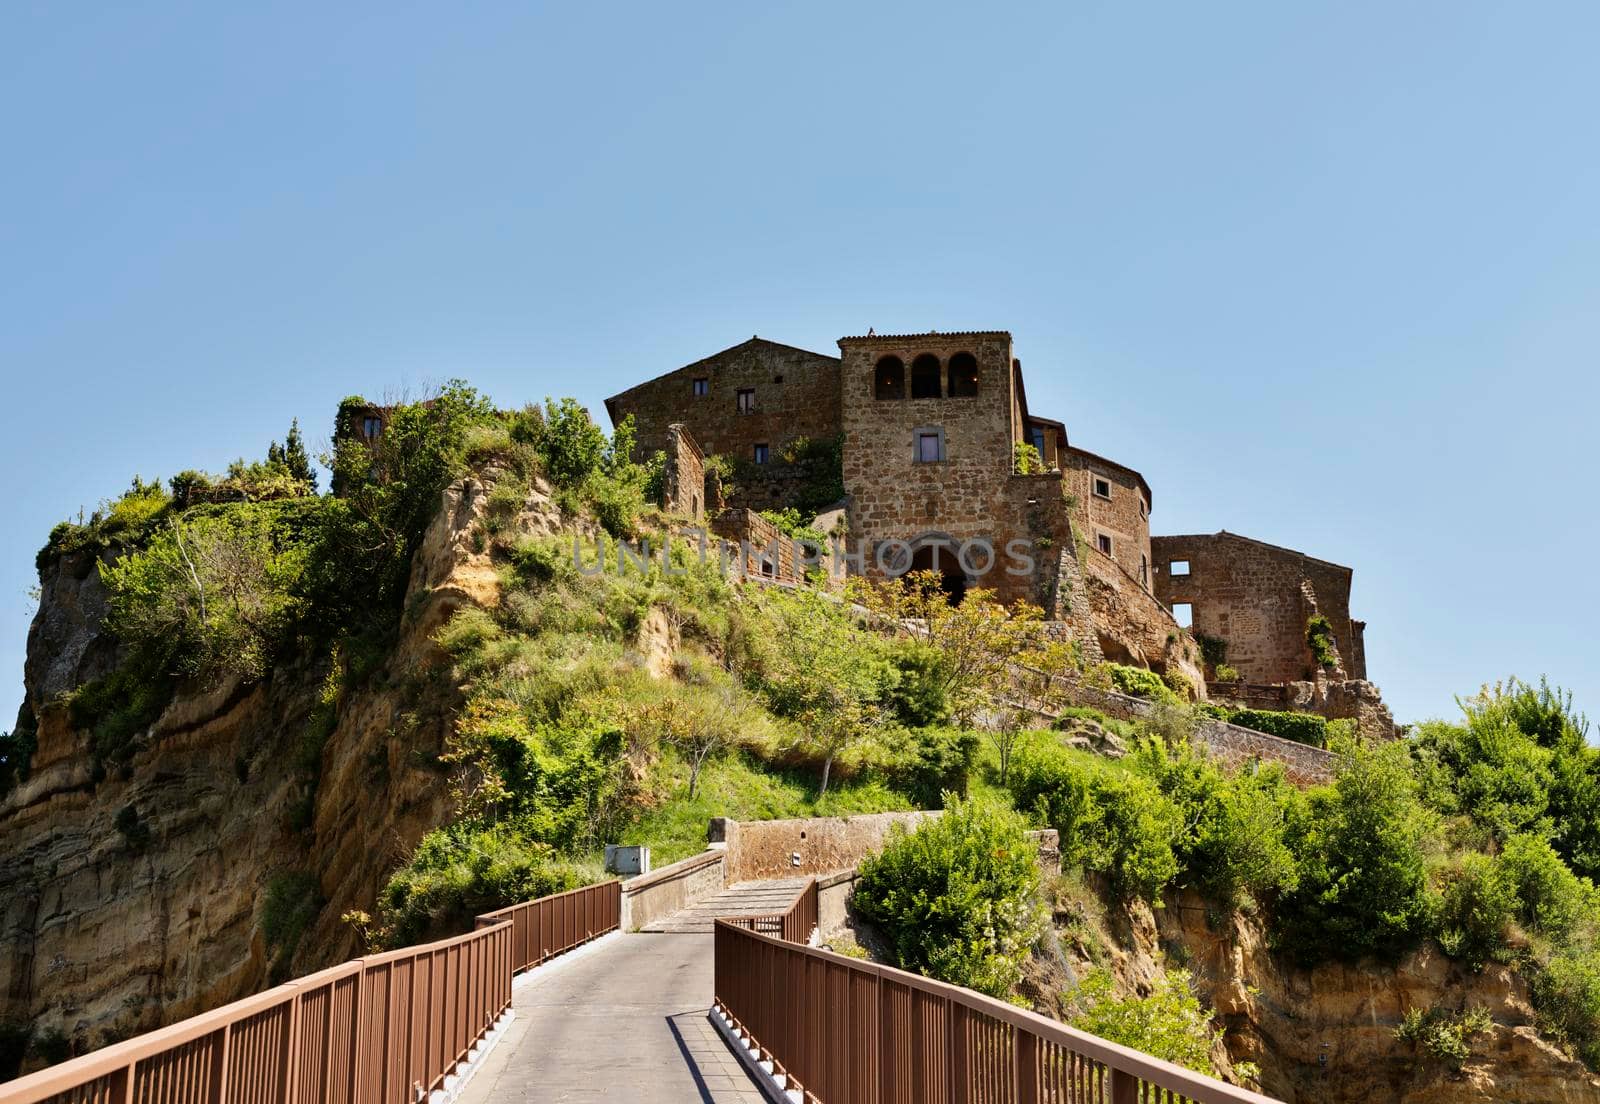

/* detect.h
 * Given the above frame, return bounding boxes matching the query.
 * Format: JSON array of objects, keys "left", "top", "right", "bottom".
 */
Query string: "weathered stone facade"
[
  {"left": 1152, "top": 531, "right": 1367, "bottom": 685},
  {"left": 603, "top": 329, "right": 1384, "bottom": 715},
  {"left": 603, "top": 337, "right": 842, "bottom": 464}
]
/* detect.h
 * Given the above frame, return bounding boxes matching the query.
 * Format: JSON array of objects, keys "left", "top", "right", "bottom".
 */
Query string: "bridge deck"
[{"left": 457, "top": 931, "right": 766, "bottom": 1103}]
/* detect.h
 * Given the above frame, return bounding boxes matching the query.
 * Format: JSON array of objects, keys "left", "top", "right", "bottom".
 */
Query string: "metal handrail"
[
  {"left": 713, "top": 882, "right": 1281, "bottom": 1103},
  {"left": 1, "top": 879, "right": 622, "bottom": 1104}
]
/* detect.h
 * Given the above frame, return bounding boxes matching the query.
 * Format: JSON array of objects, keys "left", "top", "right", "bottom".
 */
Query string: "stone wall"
[
  {"left": 1080, "top": 551, "right": 1207, "bottom": 693},
  {"left": 662, "top": 423, "right": 706, "bottom": 520},
  {"left": 1210, "top": 677, "right": 1397, "bottom": 741},
  {"left": 1152, "top": 531, "right": 1366, "bottom": 685},
  {"left": 713, "top": 810, "right": 938, "bottom": 882},
  {"left": 1061, "top": 447, "right": 1153, "bottom": 591},
  {"left": 604, "top": 337, "right": 842, "bottom": 463},
  {"left": 839, "top": 332, "right": 1064, "bottom": 606},
  {"left": 618, "top": 849, "right": 725, "bottom": 932},
  {"left": 708, "top": 508, "right": 804, "bottom": 583}
]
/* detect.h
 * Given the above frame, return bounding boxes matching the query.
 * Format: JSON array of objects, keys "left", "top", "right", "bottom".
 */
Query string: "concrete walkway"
[
  {"left": 640, "top": 878, "right": 810, "bottom": 933},
  {"left": 457, "top": 932, "right": 767, "bottom": 1104}
]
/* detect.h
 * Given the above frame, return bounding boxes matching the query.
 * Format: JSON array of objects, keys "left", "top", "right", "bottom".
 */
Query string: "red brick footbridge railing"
[
  {"left": 714, "top": 879, "right": 1282, "bottom": 1104},
  {"left": 0, "top": 881, "right": 620, "bottom": 1104}
]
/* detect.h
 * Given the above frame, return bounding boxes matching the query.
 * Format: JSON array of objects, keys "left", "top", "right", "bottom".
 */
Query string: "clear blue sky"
[{"left": 3, "top": 2, "right": 1597, "bottom": 730}]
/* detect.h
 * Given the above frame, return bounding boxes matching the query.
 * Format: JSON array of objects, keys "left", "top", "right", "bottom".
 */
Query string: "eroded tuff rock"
[
  {"left": 1026, "top": 885, "right": 1600, "bottom": 1103},
  {"left": 0, "top": 470, "right": 562, "bottom": 1063}
]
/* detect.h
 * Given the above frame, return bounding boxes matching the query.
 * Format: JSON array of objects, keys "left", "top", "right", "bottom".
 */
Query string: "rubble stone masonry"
[
  {"left": 1152, "top": 531, "right": 1367, "bottom": 686},
  {"left": 605, "top": 337, "right": 842, "bottom": 464}
]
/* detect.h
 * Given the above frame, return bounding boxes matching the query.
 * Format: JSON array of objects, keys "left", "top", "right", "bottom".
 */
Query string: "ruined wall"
[
  {"left": 839, "top": 332, "right": 1061, "bottom": 606},
  {"left": 1153, "top": 532, "right": 1365, "bottom": 685},
  {"left": 708, "top": 508, "right": 804, "bottom": 583},
  {"left": 1061, "top": 447, "right": 1153, "bottom": 592},
  {"left": 604, "top": 337, "right": 842, "bottom": 462},
  {"left": 661, "top": 424, "right": 706, "bottom": 520},
  {"left": 1080, "top": 550, "right": 1207, "bottom": 693}
]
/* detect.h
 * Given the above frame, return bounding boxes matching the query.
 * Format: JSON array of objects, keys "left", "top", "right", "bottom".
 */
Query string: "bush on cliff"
[
  {"left": 1008, "top": 742, "right": 1181, "bottom": 900},
  {"left": 852, "top": 797, "right": 1042, "bottom": 998}
]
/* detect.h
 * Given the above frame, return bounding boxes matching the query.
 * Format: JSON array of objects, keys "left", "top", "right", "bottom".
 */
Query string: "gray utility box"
[{"left": 604, "top": 844, "right": 651, "bottom": 877}]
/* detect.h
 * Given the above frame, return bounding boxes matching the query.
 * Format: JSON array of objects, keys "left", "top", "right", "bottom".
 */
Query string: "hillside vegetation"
[{"left": 7, "top": 385, "right": 1600, "bottom": 1093}]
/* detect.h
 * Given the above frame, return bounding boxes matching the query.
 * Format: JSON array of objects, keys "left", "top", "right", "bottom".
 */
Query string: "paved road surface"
[{"left": 458, "top": 932, "right": 767, "bottom": 1104}]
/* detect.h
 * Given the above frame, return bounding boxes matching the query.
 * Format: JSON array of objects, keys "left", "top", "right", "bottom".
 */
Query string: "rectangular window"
[
  {"left": 1140, "top": 554, "right": 1149, "bottom": 585},
  {"left": 917, "top": 432, "right": 944, "bottom": 463},
  {"left": 1169, "top": 560, "right": 1191, "bottom": 577},
  {"left": 1030, "top": 428, "right": 1045, "bottom": 457},
  {"left": 692, "top": 378, "right": 708, "bottom": 396},
  {"left": 753, "top": 443, "right": 769, "bottom": 465},
  {"left": 362, "top": 416, "right": 382, "bottom": 439},
  {"left": 1093, "top": 477, "right": 1112, "bottom": 500},
  {"left": 1172, "top": 602, "right": 1194, "bottom": 629},
  {"left": 736, "top": 389, "right": 755, "bottom": 414},
  {"left": 1096, "top": 532, "right": 1113, "bottom": 556}
]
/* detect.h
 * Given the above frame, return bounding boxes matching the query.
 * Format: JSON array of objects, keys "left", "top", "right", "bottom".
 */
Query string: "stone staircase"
[{"left": 640, "top": 876, "right": 811, "bottom": 933}]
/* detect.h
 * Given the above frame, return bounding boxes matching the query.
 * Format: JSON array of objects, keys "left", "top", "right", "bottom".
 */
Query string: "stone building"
[
  {"left": 1151, "top": 531, "right": 1366, "bottom": 685},
  {"left": 608, "top": 330, "right": 1206, "bottom": 686}
]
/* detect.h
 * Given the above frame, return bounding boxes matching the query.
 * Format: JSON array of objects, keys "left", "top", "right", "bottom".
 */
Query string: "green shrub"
[
  {"left": 1434, "top": 852, "right": 1517, "bottom": 966},
  {"left": 537, "top": 397, "right": 608, "bottom": 487},
  {"left": 884, "top": 642, "right": 953, "bottom": 728},
  {"left": 1277, "top": 740, "right": 1437, "bottom": 962},
  {"left": 1306, "top": 615, "right": 1339, "bottom": 670},
  {"left": 114, "top": 804, "right": 151, "bottom": 850},
  {"left": 1395, "top": 1005, "right": 1492, "bottom": 1065},
  {"left": 0, "top": 1021, "right": 30, "bottom": 1080},
  {"left": 1499, "top": 833, "right": 1595, "bottom": 941},
  {"left": 380, "top": 825, "right": 587, "bottom": 946},
  {"left": 1009, "top": 743, "right": 1181, "bottom": 900},
  {"left": 1134, "top": 739, "right": 1301, "bottom": 907},
  {"left": 889, "top": 727, "right": 980, "bottom": 808},
  {"left": 852, "top": 798, "right": 1042, "bottom": 998},
  {"left": 1068, "top": 967, "right": 1222, "bottom": 1076},
  {"left": 1099, "top": 663, "right": 1178, "bottom": 703},
  {"left": 1534, "top": 950, "right": 1600, "bottom": 1068},
  {"left": 1214, "top": 663, "right": 1241, "bottom": 683},
  {"left": 1226, "top": 709, "right": 1327, "bottom": 748}
]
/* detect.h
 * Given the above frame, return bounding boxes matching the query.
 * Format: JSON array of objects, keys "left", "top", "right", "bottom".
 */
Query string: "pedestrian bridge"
[{"left": 0, "top": 871, "right": 1279, "bottom": 1104}]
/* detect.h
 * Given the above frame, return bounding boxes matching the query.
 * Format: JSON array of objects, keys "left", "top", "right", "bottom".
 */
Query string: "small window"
[
  {"left": 753, "top": 443, "right": 769, "bottom": 465},
  {"left": 1092, "top": 477, "right": 1112, "bottom": 500},
  {"left": 916, "top": 431, "right": 945, "bottom": 463},
  {"left": 1096, "top": 532, "right": 1113, "bottom": 556},
  {"left": 362, "top": 416, "right": 382, "bottom": 439},
  {"left": 1029, "top": 427, "right": 1046, "bottom": 458},
  {"left": 1139, "top": 497, "right": 1149, "bottom": 519},
  {"left": 692, "top": 378, "right": 708, "bottom": 396},
  {"left": 948, "top": 351, "right": 979, "bottom": 397},
  {"left": 1140, "top": 554, "right": 1149, "bottom": 585},
  {"left": 1172, "top": 602, "right": 1194, "bottom": 629},
  {"left": 874, "top": 356, "right": 905, "bottom": 400},
  {"left": 910, "top": 354, "right": 941, "bottom": 399},
  {"left": 736, "top": 389, "right": 755, "bottom": 414},
  {"left": 1169, "top": 560, "right": 1191, "bottom": 577}
]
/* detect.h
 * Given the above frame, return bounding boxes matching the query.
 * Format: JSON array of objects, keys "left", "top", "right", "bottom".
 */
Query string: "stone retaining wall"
[{"left": 619, "top": 849, "right": 725, "bottom": 932}]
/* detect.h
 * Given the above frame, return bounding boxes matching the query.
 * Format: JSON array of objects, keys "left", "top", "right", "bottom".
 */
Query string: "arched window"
[
  {"left": 874, "top": 356, "right": 905, "bottom": 399},
  {"left": 910, "top": 354, "right": 941, "bottom": 399},
  {"left": 948, "top": 352, "right": 979, "bottom": 397}
]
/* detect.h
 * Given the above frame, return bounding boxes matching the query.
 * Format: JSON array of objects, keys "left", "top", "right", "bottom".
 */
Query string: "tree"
[
  {"left": 282, "top": 418, "right": 317, "bottom": 491},
  {"left": 753, "top": 588, "right": 893, "bottom": 797},
  {"left": 848, "top": 571, "right": 1045, "bottom": 726},
  {"left": 992, "top": 640, "right": 1079, "bottom": 783}
]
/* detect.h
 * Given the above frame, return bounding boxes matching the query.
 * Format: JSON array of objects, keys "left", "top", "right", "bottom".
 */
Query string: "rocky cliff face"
[
  {"left": 0, "top": 469, "right": 567, "bottom": 1065},
  {"left": 1028, "top": 884, "right": 1600, "bottom": 1103}
]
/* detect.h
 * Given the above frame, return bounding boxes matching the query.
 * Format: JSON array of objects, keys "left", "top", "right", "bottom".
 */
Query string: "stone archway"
[{"left": 909, "top": 541, "right": 967, "bottom": 605}]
